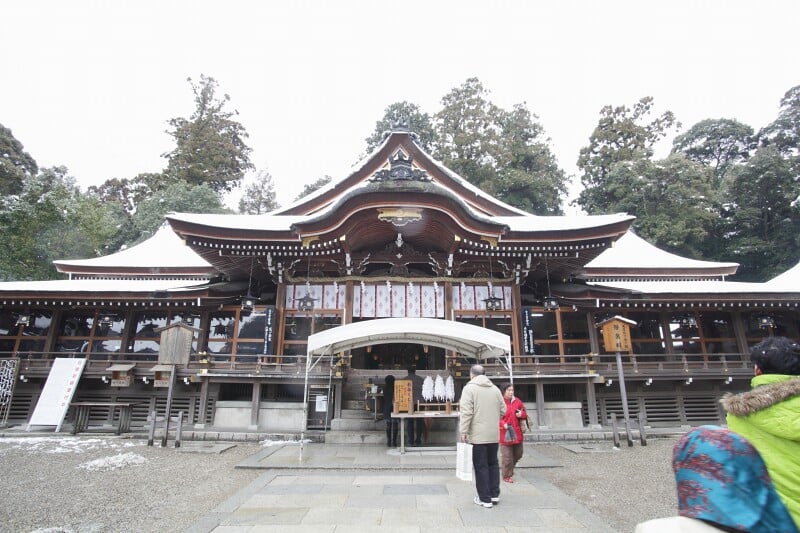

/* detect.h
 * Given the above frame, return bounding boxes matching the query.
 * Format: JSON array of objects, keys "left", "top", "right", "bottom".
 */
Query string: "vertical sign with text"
[
  {"left": 521, "top": 308, "right": 536, "bottom": 355},
  {"left": 263, "top": 305, "right": 275, "bottom": 355}
]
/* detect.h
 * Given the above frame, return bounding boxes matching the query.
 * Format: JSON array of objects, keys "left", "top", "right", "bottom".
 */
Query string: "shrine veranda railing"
[{"left": 3, "top": 351, "right": 751, "bottom": 380}]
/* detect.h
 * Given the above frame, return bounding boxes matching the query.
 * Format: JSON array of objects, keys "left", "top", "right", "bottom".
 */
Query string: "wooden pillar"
[
  {"left": 585, "top": 378, "right": 600, "bottom": 427},
  {"left": 444, "top": 282, "right": 453, "bottom": 320},
  {"left": 344, "top": 281, "right": 354, "bottom": 324},
  {"left": 333, "top": 382, "right": 342, "bottom": 420},
  {"left": 275, "top": 283, "right": 287, "bottom": 360},
  {"left": 732, "top": 311, "right": 749, "bottom": 359},
  {"left": 536, "top": 382, "right": 546, "bottom": 428},
  {"left": 195, "top": 377, "right": 209, "bottom": 428},
  {"left": 44, "top": 309, "right": 62, "bottom": 355},
  {"left": 586, "top": 311, "right": 600, "bottom": 355},
  {"left": 249, "top": 381, "right": 261, "bottom": 430},
  {"left": 511, "top": 284, "right": 523, "bottom": 357},
  {"left": 121, "top": 309, "right": 137, "bottom": 355}
]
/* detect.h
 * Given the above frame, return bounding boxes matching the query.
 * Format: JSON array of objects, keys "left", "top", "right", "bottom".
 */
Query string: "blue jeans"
[{"left": 472, "top": 442, "right": 500, "bottom": 503}]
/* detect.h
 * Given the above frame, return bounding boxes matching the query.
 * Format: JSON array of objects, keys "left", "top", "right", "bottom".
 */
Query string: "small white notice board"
[
  {"left": 28, "top": 358, "right": 87, "bottom": 432},
  {"left": 315, "top": 395, "right": 328, "bottom": 413}
]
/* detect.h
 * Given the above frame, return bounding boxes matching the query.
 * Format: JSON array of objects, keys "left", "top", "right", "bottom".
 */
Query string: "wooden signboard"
[
  {"left": 152, "top": 365, "right": 173, "bottom": 388},
  {"left": 155, "top": 323, "right": 195, "bottom": 365},
  {"left": 394, "top": 379, "right": 413, "bottom": 414},
  {"left": 600, "top": 316, "right": 635, "bottom": 352},
  {"left": 111, "top": 374, "right": 132, "bottom": 387}
]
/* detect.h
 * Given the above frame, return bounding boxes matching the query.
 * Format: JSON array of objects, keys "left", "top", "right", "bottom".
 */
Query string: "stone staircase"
[{"left": 327, "top": 369, "right": 458, "bottom": 445}]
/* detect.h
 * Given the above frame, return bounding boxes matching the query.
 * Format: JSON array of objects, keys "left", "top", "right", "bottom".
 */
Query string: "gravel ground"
[
  {"left": 533, "top": 437, "right": 679, "bottom": 532},
  {"left": 0, "top": 434, "right": 679, "bottom": 533},
  {"left": 0, "top": 435, "right": 262, "bottom": 533}
]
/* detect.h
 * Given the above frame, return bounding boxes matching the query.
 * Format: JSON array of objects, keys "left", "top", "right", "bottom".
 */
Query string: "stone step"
[
  {"left": 324, "top": 429, "right": 457, "bottom": 445},
  {"left": 331, "top": 418, "right": 385, "bottom": 431},
  {"left": 340, "top": 408, "right": 376, "bottom": 420},
  {"left": 342, "top": 400, "right": 368, "bottom": 410}
]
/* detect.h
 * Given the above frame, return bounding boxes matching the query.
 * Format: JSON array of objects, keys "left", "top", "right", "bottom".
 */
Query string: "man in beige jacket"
[{"left": 459, "top": 364, "right": 506, "bottom": 507}]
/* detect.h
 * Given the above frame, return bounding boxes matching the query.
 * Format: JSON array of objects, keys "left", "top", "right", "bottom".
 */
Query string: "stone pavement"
[{"left": 186, "top": 443, "right": 618, "bottom": 532}]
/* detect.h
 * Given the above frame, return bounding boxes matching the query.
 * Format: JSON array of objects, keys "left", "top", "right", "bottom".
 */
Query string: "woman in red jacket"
[{"left": 499, "top": 383, "right": 527, "bottom": 483}]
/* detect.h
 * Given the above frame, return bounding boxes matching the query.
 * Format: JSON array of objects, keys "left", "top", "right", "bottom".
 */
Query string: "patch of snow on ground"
[
  {"left": 260, "top": 438, "right": 312, "bottom": 447},
  {"left": 77, "top": 452, "right": 147, "bottom": 471},
  {"left": 0, "top": 437, "right": 140, "bottom": 454}
]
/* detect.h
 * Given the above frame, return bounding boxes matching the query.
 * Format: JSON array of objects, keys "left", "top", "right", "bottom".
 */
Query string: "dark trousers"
[
  {"left": 385, "top": 419, "right": 398, "bottom": 446},
  {"left": 406, "top": 418, "right": 423, "bottom": 445},
  {"left": 472, "top": 442, "right": 500, "bottom": 503}
]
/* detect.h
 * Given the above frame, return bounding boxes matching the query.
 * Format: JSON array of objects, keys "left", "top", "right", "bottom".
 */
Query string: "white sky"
[{"left": 1, "top": 1, "right": 798, "bottom": 210}]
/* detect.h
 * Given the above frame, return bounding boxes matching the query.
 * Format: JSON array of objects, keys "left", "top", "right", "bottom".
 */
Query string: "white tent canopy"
[
  {"left": 306, "top": 317, "right": 510, "bottom": 360},
  {"left": 301, "top": 318, "right": 512, "bottom": 438}
]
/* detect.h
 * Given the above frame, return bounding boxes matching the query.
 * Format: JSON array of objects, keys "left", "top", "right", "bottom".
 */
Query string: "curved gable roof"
[
  {"left": 54, "top": 224, "right": 216, "bottom": 279},
  {"left": 581, "top": 231, "right": 739, "bottom": 280},
  {"left": 274, "top": 129, "right": 531, "bottom": 218}
]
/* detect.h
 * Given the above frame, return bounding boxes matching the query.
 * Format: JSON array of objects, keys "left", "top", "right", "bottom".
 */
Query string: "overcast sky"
[{"left": 1, "top": 1, "right": 798, "bottom": 210}]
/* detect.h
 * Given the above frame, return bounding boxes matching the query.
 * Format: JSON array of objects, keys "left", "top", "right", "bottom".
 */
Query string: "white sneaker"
[
  {"left": 491, "top": 496, "right": 500, "bottom": 504},
  {"left": 474, "top": 496, "right": 493, "bottom": 508}
]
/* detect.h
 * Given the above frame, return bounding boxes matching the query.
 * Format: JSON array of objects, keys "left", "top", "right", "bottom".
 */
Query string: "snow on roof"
[
  {"left": 167, "top": 212, "right": 307, "bottom": 231},
  {"left": 588, "top": 279, "right": 782, "bottom": 294},
  {"left": 54, "top": 225, "right": 211, "bottom": 270},
  {"left": 270, "top": 130, "right": 533, "bottom": 218},
  {"left": 495, "top": 213, "right": 634, "bottom": 232},
  {"left": 0, "top": 278, "right": 209, "bottom": 293},
  {"left": 585, "top": 231, "right": 739, "bottom": 271},
  {"left": 272, "top": 135, "right": 392, "bottom": 214},
  {"left": 420, "top": 149, "right": 531, "bottom": 216},
  {"left": 172, "top": 190, "right": 634, "bottom": 236},
  {"left": 765, "top": 260, "right": 800, "bottom": 291}
]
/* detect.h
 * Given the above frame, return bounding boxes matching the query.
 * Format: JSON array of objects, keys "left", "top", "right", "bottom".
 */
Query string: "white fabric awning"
[{"left": 306, "top": 317, "right": 510, "bottom": 360}]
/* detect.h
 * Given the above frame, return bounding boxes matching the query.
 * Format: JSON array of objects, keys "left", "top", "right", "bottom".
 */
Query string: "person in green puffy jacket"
[{"left": 721, "top": 336, "right": 800, "bottom": 529}]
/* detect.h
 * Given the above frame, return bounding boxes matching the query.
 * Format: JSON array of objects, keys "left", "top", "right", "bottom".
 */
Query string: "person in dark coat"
[
  {"left": 406, "top": 366, "right": 424, "bottom": 446},
  {"left": 382, "top": 374, "right": 398, "bottom": 446}
]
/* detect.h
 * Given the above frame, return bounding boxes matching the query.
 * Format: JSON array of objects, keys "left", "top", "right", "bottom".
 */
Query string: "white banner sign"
[
  {"left": 28, "top": 358, "right": 86, "bottom": 431},
  {"left": 315, "top": 395, "right": 328, "bottom": 413}
]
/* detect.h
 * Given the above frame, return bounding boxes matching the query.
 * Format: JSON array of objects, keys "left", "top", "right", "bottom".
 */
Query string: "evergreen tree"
[
  {"left": 239, "top": 169, "right": 279, "bottom": 214},
  {"left": 0, "top": 167, "right": 117, "bottom": 280},
  {"left": 576, "top": 97, "right": 679, "bottom": 214},
  {"left": 365, "top": 102, "right": 437, "bottom": 153},
  {"left": 759, "top": 85, "right": 800, "bottom": 156},
  {"left": 671, "top": 118, "right": 754, "bottom": 187},
  {"left": 432, "top": 78, "right": 567, "bottom": 214},
  {"left": 163, "top": 75, "right": 254, "bottom": 194},
  {"left": 723, "top": 146, "right": 800, "bottom": 280},
  {"left": 295, "top": 175, "right": 333, "bottom": 201},
  {"left": 130, "top": 180, "right": 230, "bottom": 240},
  {"left": 600, "top": 154, "right": 717, "bottom": 259},
  {"left": 0, "top": 123, "right": 38, "bottom": 196}
]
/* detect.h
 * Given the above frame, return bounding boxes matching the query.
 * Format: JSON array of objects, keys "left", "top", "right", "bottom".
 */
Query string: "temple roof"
[
  {"left": 166, "top": 130, "right": 635, "bottom": 282},
  {"left": 53, "top": 224, "right": 216, "bottom": 279},
  {"left": 581, "top": 231, "right": 739, "bottom": 280},
  {"left": 765, "top": 260, "right": 800, "bottom": 290},
  {"left": 0, "top": 278, "right": 209, "bottom": 293}
]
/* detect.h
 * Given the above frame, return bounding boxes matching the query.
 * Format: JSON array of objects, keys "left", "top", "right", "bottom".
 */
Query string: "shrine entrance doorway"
[{"left": 352, "top": 342, "right": 442, "bottom": 371}]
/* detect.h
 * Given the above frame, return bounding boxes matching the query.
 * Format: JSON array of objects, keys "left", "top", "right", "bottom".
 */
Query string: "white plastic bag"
[{"left": 456, "top": 441, "right": 473, "bottom": 481}]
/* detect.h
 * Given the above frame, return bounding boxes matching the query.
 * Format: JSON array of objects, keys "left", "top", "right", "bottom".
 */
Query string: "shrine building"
[{"left": 1, "top": 128, "right": 798, "bottom": 437}]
